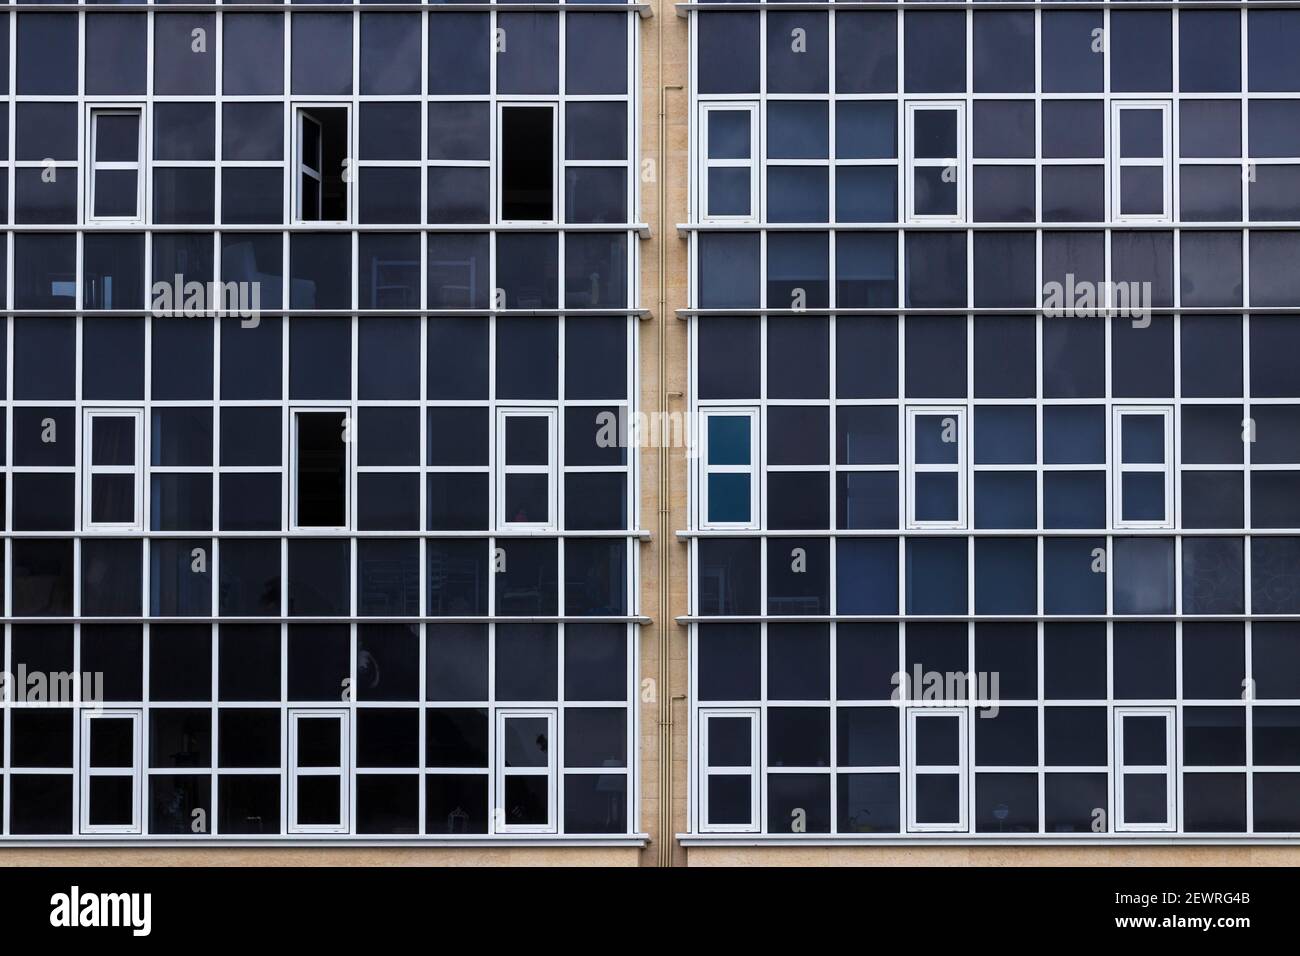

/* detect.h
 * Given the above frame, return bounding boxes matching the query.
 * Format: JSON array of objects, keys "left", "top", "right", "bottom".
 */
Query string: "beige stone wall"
[{"left": 637, "top": 0, "right": 692, "bottom": 868}]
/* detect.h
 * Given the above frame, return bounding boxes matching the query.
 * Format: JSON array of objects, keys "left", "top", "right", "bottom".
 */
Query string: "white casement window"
[
  {"left": 82, "top": 408, "right": 145, "bottom": 531},
  {"left": 87, "top": 106, "right": 144, "bottom": 223},
  {"left": 905, "top": 101, "right": 966, "bottom": 223},
  {"left": 294, "top": 105, "right": 351, "bottom": 223},
  {"left": 906, "top": 406, "right": 967, "bottom": 530},
  {"left": 495, "top": 709, "right": 557, "bottom": 833},
  {"left": 79, "top": 709, "right": 143, "bottom": 834},
  {"left": 1113, "top": 406, "right": 1174, "bottom": 529},
  {"left": 1112, "top": 101, "right": 1172, "bottom": 222},
  {"left": 699, "top": 708, "right": 760, "bottom": 833},
  {"left": 1114, "top": 707, "right": 1177, "bottom": 832},
  {"left": 288, "top": 709, "right": 350, "bottom": 834},
  {"left": 291, "top": 409, "right": 351, "bottom": 531},
  {"left": 700, "top": 407, "right": 759, "bottom": 530},
  {"left": 497, "top": 408, "right": 558, "bottom": 531},
  {"left": 699, "top": 103, "right": 759, "bottom": 222},
  {"left": 906, "top": 707, "right": 969, "bottom": 833},
  {"left": 498, "top": 103, "right": 558, "bottom": 224}
]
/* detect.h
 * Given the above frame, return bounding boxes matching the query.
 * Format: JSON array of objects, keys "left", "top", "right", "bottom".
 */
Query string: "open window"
[
  {"left": 1113, "top": 406, "right": 1174, "bottom": 528},
  {"left": 1114, "top": 707, "right": 1176, "bottom": 832},
  {"left": 699, "top": 103, "right": 758, "bottom": 222},
  {"left": 79, "top": 709, "right": 142, "bottom": 834},
  {"left": 905, "top": 101, "right": 965, "bottom": 222},
  {"left": 700, "top": 408, "right": 759, "bottom": 530},
  {"left": 292, "top": 410, "right": 350, "bottom": 530},
  {"left": 497, "top": 408, "right": 557, "bottom": 531},
  {"left": 906, "top": 707, "right": 969, "bottom": 833},
  {"left": 699, "top": 708, "right": 760, "bottom": 833},
  {"left": 499, "top": 104, "right": 556, "bottom": 223},
  {"left": 87, "top": 107, "right": 144, "bottom": 223},
  {"left": 83, "top": 408, "right": 144, "bottom": 531},
  {"left": 295, "top": 106, "right": 350, "bottom": 222},
  {"left": 1112, "top": 101, "right": 1172, "bottom": 222},
  {"left": 289, "top": 709, "right": 350, "bottom": 834},
  {"left": 906, "top": 406, "right": 967, "bottom": 530},
  {"left": 495, "top": 709, "right": 557, "bottom": 833}
]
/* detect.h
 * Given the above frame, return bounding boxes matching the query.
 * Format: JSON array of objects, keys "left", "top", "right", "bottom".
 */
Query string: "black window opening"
[
  {"left": 297, "top": 107, "right": 349, "bottom": 222},
  {"left": 296, "top": 412, "right": 347, "bottom": 528},
  {"left": 501, "top": 106, "right": 554, "bottom": 221}
]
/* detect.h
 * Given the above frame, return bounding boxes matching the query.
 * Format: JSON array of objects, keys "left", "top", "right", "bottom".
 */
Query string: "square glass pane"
[
  {"left": 914, "top": 167, "right": 958, "bottom": 216},
  {"left": 504, "top": 474, "right": 549, "bottom": 525},
  {"left": 707, "top": 474, "right": 751, "bottom": 524},
  {"left": 91, "top": 475, "right": 135, "bottom": 524}
]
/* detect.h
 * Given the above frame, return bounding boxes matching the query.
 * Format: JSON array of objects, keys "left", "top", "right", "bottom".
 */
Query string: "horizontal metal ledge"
[
  {"left": 677, "top": 615, "right": 1300, "bottom": 624},
  {"left": 1, "top": 615, "right": 653, "bottom": 625},
  {"left": 679, "top": 221, "right": 1300, "bottom": 232},
  {"left": 1, "top": 530, "right": 652, "bottom": 540},
  {"left": 678, "top": 834, "right": 1300, "bottom": 847},
  {"left": 676, "top": 1, "right": 1300, "bottom": 12},
  {"left": 0, "top": 834, "right": 650, "bottom": 849},
  {"left": 0, "top": 3, "right": 648, "bottom": 10},
  {"left": 676, "top": 307, "right": 1297, "bottom": 318},
  {"left": 0, "top": 309, "right": 650, "bottom": 318},
  {"left": 676, "top": 529, "right": 1298, "bottom": 538},
  {"left": 13, "top": 223, "right": 648, "bottom": 233}
]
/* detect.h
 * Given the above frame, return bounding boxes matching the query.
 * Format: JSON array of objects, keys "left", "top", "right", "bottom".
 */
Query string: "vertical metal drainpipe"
[{"left": 655, "top": 3, "right": 680, "bottom": 868}]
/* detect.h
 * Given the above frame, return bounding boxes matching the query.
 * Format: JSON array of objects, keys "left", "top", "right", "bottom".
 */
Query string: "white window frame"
[
  {"left": 86, "top": 105, "right": 145, "bottom": 224},
  {"left": 79, "top": 709, "right": 143, "bottom": 835},
  {"left": 290, "top": 408, "right": 353, "bottom": 533},
  {"left": 497, "top": 102, "right": 559, "bottom": 225},
  {"left": 1112, "top": 405, "right": 1174, "bottom": 529},
  {"left": 288, "top": 708, "right": 350, "bottom": 835},
  {"left": 905, "top": 406, "right": 967, "bottom": 530},
  {"left": 699, "top": 406, "right": 760, "bottom": 531},
  {"left": 496, "top": 407, "right": 559, "bottom": 532},
  {"left": 82, "top": 407, "right": 145, "bottom": 532},
  {"left": 699, "top": 707, "right": 760, "bottom": 834},
  {"left": 699, "top": 102, "right": 759, "bottom": 224},
  {"left": 904, "top": 100, "right": 966, "bottom": 224},
  {"left": 494, "top": 708, "right": 558, "bottom": 834},
  {"left": 1114, "top": 707, "right": 1177, "bottom": 833},
  {"left": 905, "top": 706, "right": 969, "bottom": 834},
  {"left": 1111, "top": 100, "right": 1173, "bottom": 223},
  {"left": 293, "top": 104, "right": 352, "bottom": 224}
]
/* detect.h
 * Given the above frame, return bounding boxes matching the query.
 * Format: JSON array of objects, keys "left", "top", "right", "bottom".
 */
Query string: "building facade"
[{"left": 2, "top": 0, "right": 1300, "bottom": 866}]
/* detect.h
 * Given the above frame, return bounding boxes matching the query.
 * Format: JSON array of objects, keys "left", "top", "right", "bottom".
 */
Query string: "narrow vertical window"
[
  {"left": 905, "top": 101, "right": 966, "bottom": 222},
  {"left": 700, "top": 709, "right": 759, "bottom": 833},
  {"left": 83, "top": 409, "right": 144, "bottom": 531},
  {"left": 906, "top": 406, "right": 967, "bottom": 530},
  {"left": 700, "top": 408, "right": 759, "bottom": 530},
  {"left": 906, "top": 707, "right": 969, "bottom": 833},
  {"left": 700, "top": 103, "right": 758, "bottom": 222},
  {"left": 1113, "top": 406, "right": 1174, "bottom": 528},
  {"left": 1114, "top": 708, "right": 1176, "bottom": 832},
  {"left": 295, "top": 106, "right": 351, "bottom": 222},
  {"left": 1112, "top": 101, "right": 1172, "bottom": 221},
  {"left": 289, "top": 709, "right": 350, "bottom": 834},
  {"left": 293, "top": 410, "right": 350, "bottom": 530},
  {"left": 87, "top": 107, "right": 143, "bottom": 222},
  {"left": 495, "top": 709, "right": 557, "bottom": 833},
  {"left": 497, "top": 409, "right": 557, "bottom": 530},
  {"left": 80, "top": 709, "right": 143, "bottom": 834},
  {"left": 499, "top": 105, "right": 556, "bottom": 222}
]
